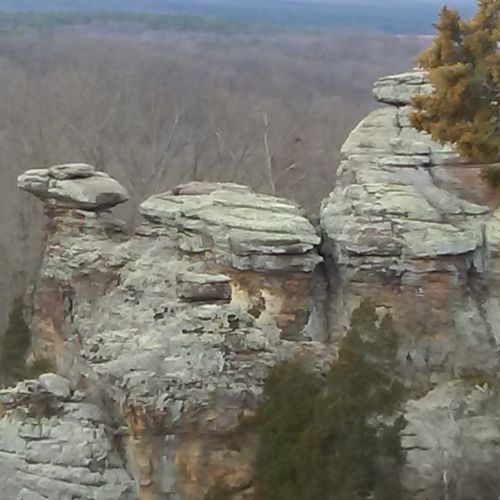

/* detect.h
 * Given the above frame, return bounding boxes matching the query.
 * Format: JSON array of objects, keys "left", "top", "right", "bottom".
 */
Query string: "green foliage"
[
  {"left": 254, "top": 299, "right": 406, "bottom": 500},
  {"left": 254, "top": 360, "right": 322, "bottom": 500},
  {"left": 26, "top": 356, "right": 56, "bottom": 378},
  {"left": 0, "top": 296, "right": 32, "bottom": 382},
  {"left": 410, "top": 0, "right": 500, "bottom": 165}
]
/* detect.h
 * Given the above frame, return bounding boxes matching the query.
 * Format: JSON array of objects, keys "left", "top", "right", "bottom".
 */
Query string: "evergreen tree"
[
  {"left": 254, "top": 299, "right": 406, "bottom": 500},
  {"left": 254, "top": 360, "right": 322, "bottom": 500},
  {"left": 0, "top": 296, "right": 32, "bottom": 381},
  {"left": 410, "top": 0, "right": 499, "bottom": 166}
]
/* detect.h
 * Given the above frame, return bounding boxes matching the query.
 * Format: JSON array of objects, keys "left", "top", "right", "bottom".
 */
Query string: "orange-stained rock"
[
  {"left": 321, "top": 70, "right": 500, "bottom": 384},
  {"left": 10, "top": 179, "right": 328, "bottom": 499}
]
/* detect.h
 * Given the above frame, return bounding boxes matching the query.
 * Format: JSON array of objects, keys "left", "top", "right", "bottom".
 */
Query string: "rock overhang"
[
  {"left": 17, "top": 163, "right": 129, "bottom": 211},
  {"left": 139, "top": 181, "right": 322, "bottom": 273},
  {"left": 372, "top": 69, "right": 433, "bottom": 106}
]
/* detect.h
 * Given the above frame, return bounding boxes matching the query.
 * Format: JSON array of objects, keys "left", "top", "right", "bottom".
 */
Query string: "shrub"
[
  {"left": 254, "top": 299, "right": 406, "bottom": 500},
  {"left": 0, "top": 296, "right": 32, "bottom": 382},
  {"left": 254, "top": 360, "right": 322, "bottom": 500},
  {"left": 26, "top": 356, "right": 56, "bottom": 378}
]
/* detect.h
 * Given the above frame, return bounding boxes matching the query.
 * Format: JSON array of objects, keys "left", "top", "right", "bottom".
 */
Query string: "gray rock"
[
  {"left": 8, "top": 71, "right": 500, "bottom": 500},
  {"left": 403, "top": 382, "right": 500, "bottom": 499},
  {"left": 18, "top": 164, "right": 129, "bottom": 211},
  {"left": 38, "top": 373, "right": 71, "bottom": 399},
  {"left": 9, "top": 177, "right": 327, "bottom": 498},
  {"left": 177, "top": 273, "right": 232, "bottom": 302},
  {"left": 0, "top": 377, "right": 135, "bottom": 499},
  {"left": 373, "top": 69, "right": 433, "bottom": 106},
  {"left": 17, "top": 169, "right": 49, "bottom": 197},
  {"left": 48, "top": 163, "right": 96, "bottom": 180},
  {"left": 320, "top": 69, "right": 499, "bottom": 380},
  {"left": 140, "top": 182, "right": 320, "bottom": 272}
]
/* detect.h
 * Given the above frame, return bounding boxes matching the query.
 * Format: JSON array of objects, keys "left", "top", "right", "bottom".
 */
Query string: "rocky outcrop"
[
  {"left": 18, "top": 163, "right": 129, "bottom": 210},
  {"left": 372, "top": 69, "right": 433, "bottom": 106},
  {"left": 403, "top": 381, "right": 500, "bottom": 499},
  {"left": 2, "top": 70, "right": 500, "bottom": 499},
  {"left": 139, "top": 182, "right": 320, "bottom": 274},
  {"left": 0, "top": 375, "right": 134, "bottom": 499},
  {"left": 6, "top": 177, "right": 330, "bottom": 499},
  {"left": 320, "top": 69, "right": 500, "bottom": 383}
]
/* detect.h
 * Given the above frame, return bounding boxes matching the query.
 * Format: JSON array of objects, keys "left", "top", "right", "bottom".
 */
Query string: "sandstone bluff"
[{"left": 1, "top": 71, "right": 500, "bottom": 499}]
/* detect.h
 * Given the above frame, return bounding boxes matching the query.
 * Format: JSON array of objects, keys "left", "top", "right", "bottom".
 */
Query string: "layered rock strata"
[
  {"left": 9, "top": 169, "right": 330, "bottom": 499},
  {"left": 0, "top": 374, "right": 134, "bottom": 499},
  {"left": 18, "top": 163, "right": 129, "bottom": 210},
  {"left": 321, "top": 70, "right": 500, "bottom": 382},
  {"left": 2, "top": 69, "right": 500, "bottom": 500}
]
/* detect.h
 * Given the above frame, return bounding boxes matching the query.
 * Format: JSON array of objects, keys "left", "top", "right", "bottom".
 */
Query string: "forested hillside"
[
  {"left": 0, "top": 0, "right": 476, "bottom": 33},
  {"left": 0, "top": 27, "right": 426, "bottom": 330}
]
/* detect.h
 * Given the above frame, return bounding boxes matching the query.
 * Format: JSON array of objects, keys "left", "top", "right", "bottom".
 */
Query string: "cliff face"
[
  {"left": 321, "top": 70, "right": 500, "bottom": 383},
  {"left": 6, "top": 166, "right": 331, "bottom": 499},
  {"left": 1, "top": 72, "right": 500, "bottom": 500}
]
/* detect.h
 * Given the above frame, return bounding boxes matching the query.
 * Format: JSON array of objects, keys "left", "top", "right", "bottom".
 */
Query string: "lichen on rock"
[
  {"left": 320, "top": 69, "right": 500, "bottom": 381},
  {"left": 18, "top": 163, "right": 129, "bottom": 211},
  {"left": 3, "top": 71, "right": 500, "bottom": 499},
  {"left": 5, "top": 176, "right": 328, "bottom": 499}
]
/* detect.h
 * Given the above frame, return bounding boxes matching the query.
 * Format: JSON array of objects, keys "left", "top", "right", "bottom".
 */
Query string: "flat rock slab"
[
  {"left": 177, "top": 272, "right": 232, "bottom": 302},
  {"left": 18, "top": 164, "right": 129, "bottom": 211},
  {"left": 140, "top": 181, "right": 321, "bottom": 273},
  {"left": 48, "top": 163, "right": 96, "bottom": 180},
  {"left": 373, "top": 70, "right": 433, "bottom": 106}
]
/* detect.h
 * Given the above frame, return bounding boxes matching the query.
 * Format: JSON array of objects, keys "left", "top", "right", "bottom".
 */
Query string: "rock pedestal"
[
  {"left": 320, "top": 70, "right": 500, "bottom": 383},
  {"left": 5, "top": 175, "right": 329, "bottom": 499},
  {"left": 18, "top": 163, "right": 129, "bottom": 211}
]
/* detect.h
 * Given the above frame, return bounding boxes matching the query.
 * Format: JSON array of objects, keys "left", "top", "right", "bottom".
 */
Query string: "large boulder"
[{"left": 18, "top": 163, "right": 129, "bottom": 211}]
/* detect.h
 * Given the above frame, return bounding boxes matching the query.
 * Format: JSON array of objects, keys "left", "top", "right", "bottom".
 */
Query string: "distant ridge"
[{"left": 0, "top": 0, "right": 476, "bottom": 34}]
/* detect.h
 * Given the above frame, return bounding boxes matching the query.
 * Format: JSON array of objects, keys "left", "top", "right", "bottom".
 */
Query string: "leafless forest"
[{"left": 0, "top": 28, "right": 426, "bottom": 328}]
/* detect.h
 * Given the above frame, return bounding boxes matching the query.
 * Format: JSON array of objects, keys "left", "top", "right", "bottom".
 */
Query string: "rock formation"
[
  {"left": 321, "top": 70, "right": 500, "bottom": 383},
  {"left": 18, "top": 164, "right": 129, "bottom": 211},
  {"left": 0, "top": 374, "right": 134, "bottom": 499},
  {"left": 1, "top": 71, "right": 500, "bottom": 499},
  {"left": 5, "top": 168, "right": 330, "bottom": 499}
]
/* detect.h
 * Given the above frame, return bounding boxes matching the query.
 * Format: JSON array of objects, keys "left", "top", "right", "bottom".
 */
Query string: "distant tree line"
[
  {"left": 0, "top": 1, "right": 477, "bottom": 34},
  {"left": 0, "top": 11, "right": 255, "bottom": 35}
]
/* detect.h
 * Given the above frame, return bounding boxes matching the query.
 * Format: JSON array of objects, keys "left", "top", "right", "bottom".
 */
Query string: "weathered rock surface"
[
  {"left": 3, "top": 70, "right": 500, "bottom": 499},
  {"left": 0, "top": 376, "right": 134, "bottom": 499},
  {"left": 18, "top": 163, "right": 129, "bottom": 210},
  {"left": 139, "top": 182, "right": 320, "bottom": 273},
  {"left": 372, "top": 69, "right": 433, "bottom": 106},
  {"left": 6, "top": 181, "right": 330, "bottom": 499},
  {"left": 403, "top": 381, "right": 500, "bottom": 499},
  {"left": 320, "top": 69, "right": 500, "bottom": 382}
]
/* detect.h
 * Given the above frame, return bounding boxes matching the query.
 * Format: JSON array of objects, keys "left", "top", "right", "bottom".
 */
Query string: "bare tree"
[{"left": 0, "top": 28, "right": 424, "bottom": 328}]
